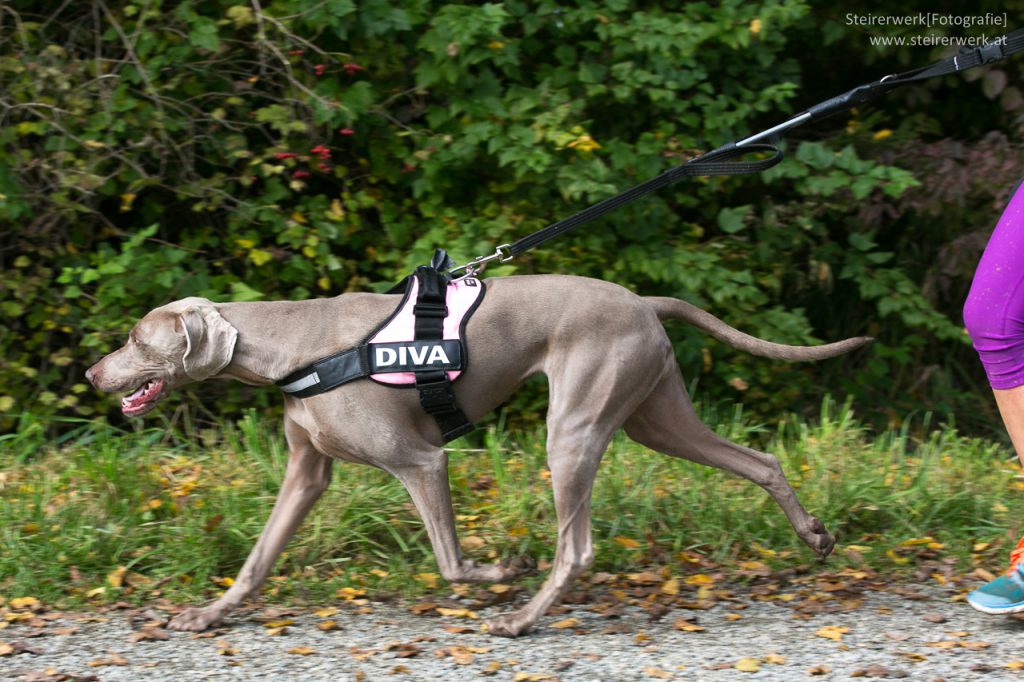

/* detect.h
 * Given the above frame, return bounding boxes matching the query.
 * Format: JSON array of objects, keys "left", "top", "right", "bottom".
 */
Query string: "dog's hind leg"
[
  {"left": 392, "top": 451, "right": 536, "bottom": 584},
  {"left": 623, "top": 365, "right": 835, "bottom": 558},
  {"left": 168, "top": 416, "right": 333, "bottom": 631}
]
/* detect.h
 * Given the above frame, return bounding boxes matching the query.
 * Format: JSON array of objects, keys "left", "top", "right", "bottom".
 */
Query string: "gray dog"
[{"left": 86, "top": 274, "right": 869, "bottom": 637}]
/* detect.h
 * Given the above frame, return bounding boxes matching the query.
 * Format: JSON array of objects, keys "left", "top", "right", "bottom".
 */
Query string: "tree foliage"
[{"left": 2, "top": 1, "right": 1022, "bottom": 435}]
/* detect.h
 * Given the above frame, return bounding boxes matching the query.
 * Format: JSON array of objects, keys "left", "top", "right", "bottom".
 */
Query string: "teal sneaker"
[{"left": 967, "top": 537, "right": 1024, "bottom": 614}]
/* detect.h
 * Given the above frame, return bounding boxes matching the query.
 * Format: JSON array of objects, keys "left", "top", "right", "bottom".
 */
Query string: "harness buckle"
[
  {"left": 962, "top": 40, "right": 1005, "bottom": 67},
  {"left": 416, "top": 375, "right": 458, "bottom": 415},
  {"left": 413, "top": 303, "right": 448, "bottom": 318}
]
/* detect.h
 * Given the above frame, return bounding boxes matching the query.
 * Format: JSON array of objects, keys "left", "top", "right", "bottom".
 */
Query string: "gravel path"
[{"left": 3, "top": 582, "right": 1024, "bottom": 681}]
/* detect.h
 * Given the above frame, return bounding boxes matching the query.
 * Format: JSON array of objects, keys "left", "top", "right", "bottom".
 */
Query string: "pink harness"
[
  {"left": 367, "top": 275, "right": 484, "bottom": 385},
  {"left": 276, "top": 257, "right": 485, "bottom": 443}
]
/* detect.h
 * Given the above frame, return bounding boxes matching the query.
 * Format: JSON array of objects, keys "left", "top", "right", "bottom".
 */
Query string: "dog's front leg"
[
  {"left": 483, "top": 431, "right": 602, "bottom": 638},
  {"left": 393, "top": 453, "right": 535, "bottom": 584},
  {"left": 168, "top": 420, "right": 333, "bottom": 631}
]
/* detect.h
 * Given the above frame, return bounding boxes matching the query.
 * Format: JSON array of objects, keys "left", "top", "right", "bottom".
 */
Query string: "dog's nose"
[{"left": 85, "top": 365, "right": 99, "bottom": 387}]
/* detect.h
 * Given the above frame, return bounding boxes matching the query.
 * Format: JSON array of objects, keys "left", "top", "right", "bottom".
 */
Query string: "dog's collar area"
[{"left": 276, "top": 252, "right": 482, "bottom": 442}]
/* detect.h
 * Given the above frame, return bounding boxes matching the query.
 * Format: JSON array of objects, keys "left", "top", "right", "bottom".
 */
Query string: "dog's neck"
[{"left": 212, "top": 295, "right": 394, "bottom": 386}]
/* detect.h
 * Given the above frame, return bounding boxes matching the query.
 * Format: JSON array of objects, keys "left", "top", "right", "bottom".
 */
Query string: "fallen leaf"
[
  {"left": 317, "top": 620, "right": 340, "bottom": 631},
  {"left": 975, "top": 567, "right": 996, "bottom": 582},
  {"left": 1007, "top": 661, "right": 1024, "bottom": 670},
  {"left": 627, "top": 571, "right": 662, "bottom": 584},
  {"left": 386, "top": 641, "right": 423, "bottom": 658},
  {"left": 263, "top": 619, "right": 294, "bottom": 628},
  {"left": 216, "top": 640, "right": 238, "bottom": 656},
  {"left": 513, "top": 674, "right": 556, "bottom": 682},
  {"left": 725, "top": 614, "right": 744, "bottom": 622},
  {"left": 853, "top": 664, "right": 906, "bottom": 678},
  {"left": 288, "top": 646, "right": 317, "bottom": 655},
  {"left": 264, "top": 626, "right": 288, "bottom": 636},
  {"left": 436, "top": 607, "right": 478, "bottom": 619},
  {"left": 481, "top": 661, "right": 503, "bottom": 676},
  {"left": 735, "top": 658, "right": 760, "bottom": 673},
  {"left": 0, "top": 643, "right": 13, "bottom": 656},
  {"left": 389, "top": 665, "right": 409, "bottom": 674},
  {"left": 50, "top": 626, "right": 80, "bottom": 636},
  {"left": 443, "top": 625, "right": 476, "bottom": 634},
  {"left": 435, "top": 646, "right": 479, "bottom": 665},
  {"left": 88, "top": 652, "right": 129, "bottom": 667},
  {"left": 10, "top": 597, "right": 41, "bottom": 611},
  {"left": 314, "top": 607, "right": 339, "bottom": 618},
  {"left": 128, "top": 627, "right": 170, "bottom": 642},
  {"left": 614, "top": 536, "right": 641, "bottom": 549},
  {"left": 336, "top": 587, "right": 366, "bottom": 600},
  {"left": 684, "top": 574, "right": 714, "bottom": 585},
  {"left": 673, "top": 618, "right": 705, "bottom": 633},
  {"left": 808, "top": 664, "right": 831, "bottom": 675},
  {"left": 763, "top": 653, "right": 786, "bottom": 665},
  {"left": 550, "top": 617, "right": 580, "bottom": 629},
  {"left": 922, "top": 612, "right": 946, "bottom": 624},
  {"left": 661, "top": 578, "right": 680, "bottom": 596},
  {"left": 898, "top": 652, "right": 927, "bottom": 662},
  {"left": 408, "top": 601, "right": 438, "bottom": 615},
  {"left": 414, "top": 573, "right": 440, "bottom": 589},
  {"left": 349, "top": 646, "right": 375, "bottom": 661},
  {"left": 644, "top": 666, "right": 674, "bottom": 678},
  {"left": 815, "top": 625, "right": 849, "bottom": 641},
  {"left": 106, "top": 566, "right": 128, "bottom": 588}
]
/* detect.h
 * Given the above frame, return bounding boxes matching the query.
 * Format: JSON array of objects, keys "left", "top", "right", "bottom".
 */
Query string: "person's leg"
[
  {"left": 964, "top": 179, "right": 1024, "bottom": 614},
  {"left": 994, "top": 386, "right": 1024, "bottom": 468}
]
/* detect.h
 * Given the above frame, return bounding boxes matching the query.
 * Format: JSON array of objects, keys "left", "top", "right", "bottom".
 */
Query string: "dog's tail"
[{"left": 646, "top": 297, "right": 872, "bottom": 361}]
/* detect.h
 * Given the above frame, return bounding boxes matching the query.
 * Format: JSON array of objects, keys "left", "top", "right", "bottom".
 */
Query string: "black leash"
[{"left": 450, "top": 28, "right": 1024, "bottom": 276}]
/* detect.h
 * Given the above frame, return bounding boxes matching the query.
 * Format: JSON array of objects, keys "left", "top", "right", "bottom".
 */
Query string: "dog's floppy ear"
[{"left": 178, "top": 300, "right": 239, "bottom": 381}]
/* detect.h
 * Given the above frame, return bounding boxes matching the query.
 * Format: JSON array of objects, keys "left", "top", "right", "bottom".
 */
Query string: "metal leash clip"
[{"left": 448, "top": 243, "right": 514, "bottom": 277}]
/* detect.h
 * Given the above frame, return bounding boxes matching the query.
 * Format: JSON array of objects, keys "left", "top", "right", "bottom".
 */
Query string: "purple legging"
[{"left": 964, "top": 179, "right": 1024, "bottom": 390}]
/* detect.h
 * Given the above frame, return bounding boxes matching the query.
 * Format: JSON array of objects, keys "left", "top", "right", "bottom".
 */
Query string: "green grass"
[{"left": 3, "top": 398, "right": 1024, "bottom": 608}]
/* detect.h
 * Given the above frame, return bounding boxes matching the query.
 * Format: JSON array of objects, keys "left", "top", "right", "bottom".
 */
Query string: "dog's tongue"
[
  {"left": 122, "top": 380, "right": 159, "bottom": 409},
  {"left": 126, "top": 383, "right": 149, "bottom": 401}
]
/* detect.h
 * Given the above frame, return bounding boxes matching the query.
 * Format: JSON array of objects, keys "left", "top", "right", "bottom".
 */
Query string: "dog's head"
[{"left": 86, "top": 297, "right": 238, "bottom": 417}]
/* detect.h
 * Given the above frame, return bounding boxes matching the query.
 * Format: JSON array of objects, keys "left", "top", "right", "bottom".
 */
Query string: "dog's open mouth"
[{"left": 121, "top": 379, "right": 167, "bottom": 416}]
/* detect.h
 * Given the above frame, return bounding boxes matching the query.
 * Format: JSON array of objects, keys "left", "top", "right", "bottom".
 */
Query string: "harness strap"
[{"left": 411, "top": 264, "right": 475, "bottom": 442}]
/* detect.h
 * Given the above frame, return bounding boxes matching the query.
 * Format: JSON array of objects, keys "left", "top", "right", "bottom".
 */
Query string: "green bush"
[{"left": 1, "top": 1, "right": 1021, "bottom": 435}]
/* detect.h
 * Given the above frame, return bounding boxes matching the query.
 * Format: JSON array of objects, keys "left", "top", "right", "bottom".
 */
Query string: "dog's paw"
[
  {"left": 802, "top": 517, "right": 835, "bottom": 559},
  {"left": 168, "top": 606, "right": 224, "bottom": 632},
  {"left": 484, "top": 612, "right": 533, "bottom": 638}
]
